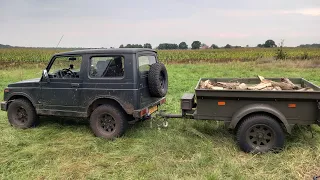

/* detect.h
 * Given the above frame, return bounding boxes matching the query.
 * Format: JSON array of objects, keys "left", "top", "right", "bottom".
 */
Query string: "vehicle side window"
[
  {"left": 89, "top": 56, "right": 124, "bottom": 78},
  {"left": 138, "top": 55, "right": 156, "bottom": 75},
  {"left": 48, "top": 55, "right": 82, "bottom": 78}
]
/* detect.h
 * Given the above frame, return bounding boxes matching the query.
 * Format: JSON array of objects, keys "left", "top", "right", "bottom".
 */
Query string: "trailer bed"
[
  {"left": 193, "top": 77, "right": 320, "bottom": 126},
  {"left": 196, "top": 78, "right": 320, "bottom": 100}
]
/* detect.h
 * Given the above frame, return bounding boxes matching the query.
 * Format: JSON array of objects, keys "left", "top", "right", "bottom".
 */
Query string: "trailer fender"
[{"left": 229, "top": 104, "right": 292, "bottom": 134}]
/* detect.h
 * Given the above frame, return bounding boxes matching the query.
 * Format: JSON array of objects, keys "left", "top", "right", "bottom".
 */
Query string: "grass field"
[
  {"left": 1, "top": 47, "right": 320, "bottom": 63},
  {"left": 0, "top": 60, "right": 320, "bottom": 180}
]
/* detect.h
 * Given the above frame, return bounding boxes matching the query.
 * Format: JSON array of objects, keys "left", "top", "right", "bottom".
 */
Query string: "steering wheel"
[{"left": 59, "top": 68, "right": 76, "bottom": 78}]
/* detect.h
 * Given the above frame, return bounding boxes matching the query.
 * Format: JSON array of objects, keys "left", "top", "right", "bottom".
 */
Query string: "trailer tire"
[
  {"left": 148, "top": 63, "right": 168, "bottom": 97},
  {"left": 236, "top": 115, "right": 285, "bottom": 153}
]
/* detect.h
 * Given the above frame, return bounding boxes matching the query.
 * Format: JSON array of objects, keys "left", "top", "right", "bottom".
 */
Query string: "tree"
[
  {"left": 143, "top": 43, "right": 152, "bottom": 49},
  {"left": 210, "top": 44, "right": 219, "bottom": 49},
  {"left": 125, "top": 44, "right": 143, "bottom": 48},
  {"left": 191, "top": 41, "right": 201, "bottom": 49},
  {"left": 224, "top": 44, "right": 232, "bottom": 48},
  {"left": 178, "top": 42, "right": 188, "bottom": 49},
  {"left": 257, "top": 44, "right": 263, "bottom": 48},
  {"left": 264, "top": 39, "right": 277, "bottom": 48},
  {"left": 119, "top": 44, "right": 124, "bottom": 48},
  {"left": 157, "top": 43, "right": 179, "bottom": 50}
]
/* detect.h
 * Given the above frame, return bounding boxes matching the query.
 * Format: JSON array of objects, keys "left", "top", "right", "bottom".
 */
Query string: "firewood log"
[
  {"left": 215, "top": 82, "right": 240, "bottom": 89},
  {"left": 281, "top": 78, "right": 299, "bottom": 89},
  {"left": 248, "top": 82, "right": 272, "bottom": 90},
  {"left": 271, "top": 82, "right": 296, "bottom": 90}
]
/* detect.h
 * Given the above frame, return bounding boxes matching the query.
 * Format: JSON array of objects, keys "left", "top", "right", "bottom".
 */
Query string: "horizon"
[{"left": 1, "top": 0, "right": 319, "bottom": 48}]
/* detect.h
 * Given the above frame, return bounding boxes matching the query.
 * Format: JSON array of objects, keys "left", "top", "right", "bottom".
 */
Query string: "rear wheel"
[
  {"left": 236, "top": 115, "right": 285, "bottom": 153},
  {"left": 7, "top": 99, "right": 37, "bottom": 129},
  {"left": 90, "top": 105, "right": 128, "bottom": 139}
]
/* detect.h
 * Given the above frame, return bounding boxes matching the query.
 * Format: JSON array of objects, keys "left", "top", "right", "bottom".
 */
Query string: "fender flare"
[
  {"left": 229, "top": 104, "right": 292, "bottom": 134},
  {"left": 7, "top": 92, "right": 37, "bottom": 108},
  {"left": 86, "top": 96, "right": 134, "bottom": 116}
]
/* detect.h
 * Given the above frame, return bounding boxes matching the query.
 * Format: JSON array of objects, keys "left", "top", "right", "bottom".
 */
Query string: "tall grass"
[
  {"left": 0, "top": 48, "right": 320, "bottom": 63},
  {"left": 0, "top": 61, "right": 320, "bottom": 179}
]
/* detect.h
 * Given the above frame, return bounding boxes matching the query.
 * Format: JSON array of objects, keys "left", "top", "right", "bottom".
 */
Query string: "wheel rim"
[
  {"left": 246, "top": 124, "right": 275, "bottom": 149},
  {"left": 159, "top": 72, "right": 166, "bottom": 90},
  {"left": 99, "top": 114, "right": 116, "bottom": 133},
  {"left": 14, "top": 106, "right": 28, "bottom": 124}
]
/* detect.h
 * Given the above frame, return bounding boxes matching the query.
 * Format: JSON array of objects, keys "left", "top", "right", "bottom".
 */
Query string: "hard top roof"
[{"left": 54, "top": 48, "right": 156, "bottom": 56}]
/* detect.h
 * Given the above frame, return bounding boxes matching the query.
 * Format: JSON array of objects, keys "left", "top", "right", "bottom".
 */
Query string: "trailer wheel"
[{"left": 236, "top": 115, "right": 285, "bottom": 153}]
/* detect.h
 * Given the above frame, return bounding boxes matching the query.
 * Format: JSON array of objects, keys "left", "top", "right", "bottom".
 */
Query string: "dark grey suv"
[{"left": 1, "top": 48, "right": 168, "bottom": 139}]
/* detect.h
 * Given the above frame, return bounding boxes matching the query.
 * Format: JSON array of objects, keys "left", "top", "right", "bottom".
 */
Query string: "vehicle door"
[{"left": 40, "top": 55, "right": 84, "bottom": 112}]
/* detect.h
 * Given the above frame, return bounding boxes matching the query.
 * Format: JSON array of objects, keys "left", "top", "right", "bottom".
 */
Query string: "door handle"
[{"left": 71, "top": 83, "right": 80, "bottom": 88}]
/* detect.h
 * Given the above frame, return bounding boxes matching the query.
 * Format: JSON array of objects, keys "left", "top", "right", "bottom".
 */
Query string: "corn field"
[{"left": 0, "top": 47, "right": 319, "bottom": 63}]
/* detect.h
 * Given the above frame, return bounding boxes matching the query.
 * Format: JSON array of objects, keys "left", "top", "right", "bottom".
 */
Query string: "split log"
[
  {"left": 258, "top": 75, "right": 272, "bottom": 83},
  {"left": 215, "top": 82, "right": 240, "bottom": 89},
  {"left": 272, "top": 86, "right": 282, "bottom": 91},
  {"left": 297, "top": 87, "right": 314, "bottom": 91},
  {"left": 271, "top": 81, "right": 297, "bottom": 90},
  {"left": 211, "top": 86, "right": 224, "bottom": 90},
  {"left": 236, "top": 83, "right": 248, "bottom": 90},
  {"left": 281, "top": 78, "right": 299, "bottom": 90},
  {"left": 247, "top": 82, "right": 272, "bottom": 90}
]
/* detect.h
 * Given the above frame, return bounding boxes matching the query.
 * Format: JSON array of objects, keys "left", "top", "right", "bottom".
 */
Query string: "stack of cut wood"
[{"left": 199, "top": 76, "right": 314, "bottom": 91}]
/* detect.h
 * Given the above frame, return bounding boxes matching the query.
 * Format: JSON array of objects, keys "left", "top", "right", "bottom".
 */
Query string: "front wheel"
[
  {"left": 236, "top": 115, "right": 285, "bottom": 153},
  {"left": 90, "top": 105, "right": 128, "bottom": 139},
  {"left": 7, "top": 99, "right": 38, "bottom": 129}
]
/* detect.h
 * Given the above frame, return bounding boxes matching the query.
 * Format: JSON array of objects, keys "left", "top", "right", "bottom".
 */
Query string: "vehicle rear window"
[{"left": 138, "top": 55, "right": 156, "bottom": 75}]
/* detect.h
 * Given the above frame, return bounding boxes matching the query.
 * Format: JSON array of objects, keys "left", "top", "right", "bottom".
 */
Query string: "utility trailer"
[{"left": 159, "top": 77, "right": 320, "bottom": 153}]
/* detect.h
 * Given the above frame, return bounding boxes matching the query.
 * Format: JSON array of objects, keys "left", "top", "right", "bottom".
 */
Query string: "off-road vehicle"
[{"left": 1, "top": 48, "right": 167, "bottom": 139}]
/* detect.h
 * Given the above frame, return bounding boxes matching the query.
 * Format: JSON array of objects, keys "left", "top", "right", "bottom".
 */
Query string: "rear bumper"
[
  {"left": 132, "top": 97, "right": 166, "bottom": 118},
  {"left": 1, "top": 101, "right": 7, "bottom": 111}
]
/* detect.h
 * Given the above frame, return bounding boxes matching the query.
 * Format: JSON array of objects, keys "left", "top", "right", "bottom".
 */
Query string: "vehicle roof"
[{"left": 54, "top": 48, "right": 157, "bottom": 56}]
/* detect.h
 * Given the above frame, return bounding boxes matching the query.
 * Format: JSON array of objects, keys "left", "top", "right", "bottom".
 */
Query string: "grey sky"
[{"left": 1, "top": 0, "right": 319, "bottom": 48}]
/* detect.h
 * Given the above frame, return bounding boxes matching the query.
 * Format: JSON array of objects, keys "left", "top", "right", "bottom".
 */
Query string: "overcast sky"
[{"left": 0, "top": 0, "right": 319, "bottom": 48}]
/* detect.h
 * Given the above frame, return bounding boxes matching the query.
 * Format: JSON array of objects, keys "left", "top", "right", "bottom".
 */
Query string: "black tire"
[
  {"left": 90, "top": 105, "right": 128, "bottom": 139},
  {"left": 236, "top": 115, "right": 285, "bottom": 153},
  {"left": 148, "top": 63, "right": 168, "bottom": 97},
  {"left": 7, "top": 99, "right": 37, "bottom": 129}
]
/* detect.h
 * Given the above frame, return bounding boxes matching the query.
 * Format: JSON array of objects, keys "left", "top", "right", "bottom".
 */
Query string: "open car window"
[
  {"left": 49, "top": 56, "right": 82, "bottom": 73},
  {"left": 48, "top": 56, "right": 82, "bottom": 78}
]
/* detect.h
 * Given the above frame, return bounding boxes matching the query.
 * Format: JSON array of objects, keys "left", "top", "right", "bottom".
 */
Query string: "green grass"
[{"left": 0, "top": 61, "right": 320, "bottom": 179}]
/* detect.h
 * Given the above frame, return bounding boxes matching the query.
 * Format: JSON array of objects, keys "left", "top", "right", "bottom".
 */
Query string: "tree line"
[{"left": 118, "top": 39, "right": 282, "bottom": 50}]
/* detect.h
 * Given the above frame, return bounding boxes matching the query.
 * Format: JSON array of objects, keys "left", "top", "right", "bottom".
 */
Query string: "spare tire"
[{"left": 148, "top": 63, "right": 168, "bottom": 97}]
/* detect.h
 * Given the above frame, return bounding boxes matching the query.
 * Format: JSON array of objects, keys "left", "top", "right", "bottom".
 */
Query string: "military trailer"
[{"left": 160, "top": 77, "right": 320, "bottom": 153}]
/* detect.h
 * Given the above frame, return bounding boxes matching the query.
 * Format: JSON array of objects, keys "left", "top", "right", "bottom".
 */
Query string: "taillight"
[{"left": 140, "top": 108, "right": 148, "bottom": 117}]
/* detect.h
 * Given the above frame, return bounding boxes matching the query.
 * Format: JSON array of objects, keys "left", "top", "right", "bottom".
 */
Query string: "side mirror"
[{"left": 42, "top": 69, "right": 50, "bottom": 82}]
